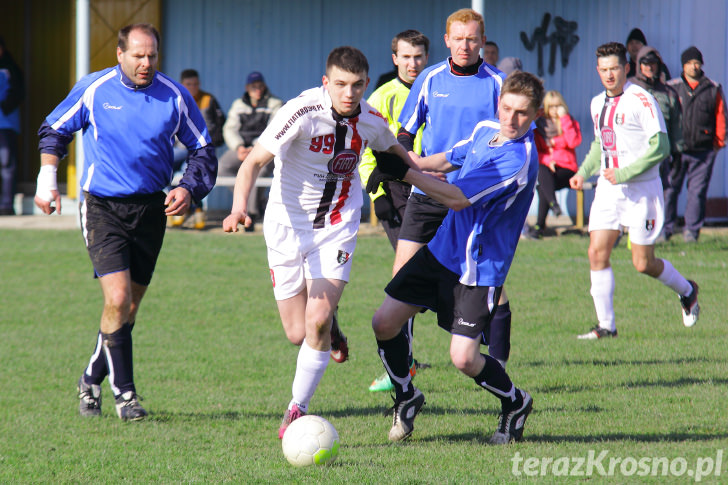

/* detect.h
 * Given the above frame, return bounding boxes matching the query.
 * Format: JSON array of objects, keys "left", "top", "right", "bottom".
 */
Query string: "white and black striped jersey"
[{"left": 258, "top": 86, "right": 397, "bottom": 230}]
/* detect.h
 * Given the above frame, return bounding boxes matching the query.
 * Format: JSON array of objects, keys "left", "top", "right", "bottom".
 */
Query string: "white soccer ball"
[{"left": 281, "top": 415, "right": 340, "bottom": 467}]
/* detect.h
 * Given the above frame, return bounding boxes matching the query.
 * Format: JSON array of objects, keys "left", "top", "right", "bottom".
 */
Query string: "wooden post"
[
  {"left": 370, "top": 199, "right": 378, "bottom": 226},
  {"left": 576, "top": 189, "right": 584, "bottom": 229}
]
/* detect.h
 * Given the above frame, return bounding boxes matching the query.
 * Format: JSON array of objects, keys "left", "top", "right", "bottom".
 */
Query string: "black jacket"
[{"left": 669, "top": 73, "right": 724, "bottom": 151}]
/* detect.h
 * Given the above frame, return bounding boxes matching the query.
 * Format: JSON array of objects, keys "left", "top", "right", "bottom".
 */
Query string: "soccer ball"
[{"left": 281, "top": 415, "right": 340, "bottom": 467}]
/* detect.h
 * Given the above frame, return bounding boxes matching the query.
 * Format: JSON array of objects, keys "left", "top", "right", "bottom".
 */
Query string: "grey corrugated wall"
[{"left": 162, "top": 0, "right": 727, "bottom": 213}]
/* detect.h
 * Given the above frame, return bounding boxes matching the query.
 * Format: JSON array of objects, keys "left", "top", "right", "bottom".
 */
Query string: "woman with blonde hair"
[{"left": 531, "top": 90, "right": 582, "bottom": 238}]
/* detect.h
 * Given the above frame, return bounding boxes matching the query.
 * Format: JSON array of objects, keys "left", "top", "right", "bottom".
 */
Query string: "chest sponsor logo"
[
  {"left": 329, "top": 149, "right": 359, "bottom": 175},
  {"left": 433, "top": 91, "right": 449, "bottom": 98},
  {"left": 600, "top": 127, "right": 616, "bottom": 149},
  {"left": 103, "top": 102, "right": 123, "bottom": 110}
]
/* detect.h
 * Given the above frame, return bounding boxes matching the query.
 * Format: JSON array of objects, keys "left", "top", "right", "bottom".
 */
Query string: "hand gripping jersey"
[
  {"left": 591, "top": 81, "right": 666, "bottom": 183},
  {"left": 41, "top": 66, "right": 214, "bottom": 199},
  {"left": 399, "top": 58, "right": 505, "bottom": 195},
  {"left": 427, "top": 120, "right": 538, "bottom": 287},
  {"left": 257, "top": 86, "right": 397, "bottom": 230}
]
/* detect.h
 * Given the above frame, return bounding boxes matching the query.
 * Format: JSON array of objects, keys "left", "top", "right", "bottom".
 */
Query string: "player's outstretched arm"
[
  {"left": 223, "top": 143, "right": 274, "bottom": 232},
  {"left": 34, "top": 153, "right": 62, "bottom": 215},
  {"left": 404, "top": 169, "right": 470, "bottom": 211},
  {"left": 414, "top": 152, "right": 454, "bottom": 173}
]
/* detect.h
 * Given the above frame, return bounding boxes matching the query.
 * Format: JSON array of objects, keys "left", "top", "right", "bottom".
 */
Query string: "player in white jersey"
[
  {"left": 569, "top": 42, "right": 699, "bottom": 340},
  {"left": 222, "top": 46, "right": 416, "bottom": 438}
]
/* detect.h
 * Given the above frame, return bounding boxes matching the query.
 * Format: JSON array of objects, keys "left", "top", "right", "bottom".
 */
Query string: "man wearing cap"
[
  {"left": 628, "top": 46, "right": 683, "bottom": 191},
  {"left": 625, "top": 28, "right": 670, "bottom": 83},
  {"left": 665, "top": 47, "right": 727, "bottom": 242},
  {"left": 220, "top": 72, "right": 283, "bottom": 225}
]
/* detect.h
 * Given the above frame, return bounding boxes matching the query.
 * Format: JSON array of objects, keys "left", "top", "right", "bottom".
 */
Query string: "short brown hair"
[
  {"left": 180, "top": 69, "right": 199, "bottom": 81},
  {"left": 446, "top": 8, "right": 484, "bottom": 37},
  {"left": 326, "top": 46, "right": 369, "bottom": 76},
  {"left": 500, "top": 71, "right": 544, "bottom": 111},
  {"left": 391, "top": 29, "right": 430, "bottom": 55},
  {"left": 118, "top": 23, "right": 160, "bottom": 51},
  {"left": 596, "top": 42, "right": 628, "bottom": 66}
]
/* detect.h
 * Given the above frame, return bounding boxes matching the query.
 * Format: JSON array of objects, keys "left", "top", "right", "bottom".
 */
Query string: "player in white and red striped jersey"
[
  {"left": 223, "top": 46, "right": 415, "bottom": 438},
  {"left": 570, "top": 42, "right": 699, "bottom": 340}
]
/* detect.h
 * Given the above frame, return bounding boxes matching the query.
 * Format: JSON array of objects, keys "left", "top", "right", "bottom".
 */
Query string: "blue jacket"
[
  {"left": 39, "top": 66, "right": 217, "bottom": 202},
  {"left": 0, "top": 64, "right": 22, "bottom": 132}
]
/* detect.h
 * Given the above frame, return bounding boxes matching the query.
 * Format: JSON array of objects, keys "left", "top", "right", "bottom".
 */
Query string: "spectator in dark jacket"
[
  {"left": 664, "top": 46, "right": 727, "bottom": 242},
  {"left": 219, "top": 72, "right": 282, "bottom": 225},
  {"left": 219, "top": 71, "right": 282, "bottom": 177},
  {"left": 625, "top": 28, "right": 670, "bottom": 83},
  {"left": 0, "top": 36, "right": 24, "bottom": 215},
  {"left": 628, "top": 46, "right": 683, "bottom": 190}
]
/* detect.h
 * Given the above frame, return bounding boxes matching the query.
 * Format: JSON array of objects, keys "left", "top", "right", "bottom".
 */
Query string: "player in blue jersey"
[
  {"left": 370, "top": 71, "right": 542, "bottom": 444},
  {"left": 35, "top": 24, "right": 217, "bottom": 421},
  {"left": 391, "top": 8, "right": 512, "bottom": 379}
]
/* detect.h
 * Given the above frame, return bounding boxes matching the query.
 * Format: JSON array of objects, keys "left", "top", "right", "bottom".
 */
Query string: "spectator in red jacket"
[{"left": 531, "top": 90, "right": 582, "bottom": 238}]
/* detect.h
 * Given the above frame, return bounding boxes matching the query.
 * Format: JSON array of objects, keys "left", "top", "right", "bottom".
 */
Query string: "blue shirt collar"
[{"left": 117, "top": 65, "right": 154, "bottom": 90}]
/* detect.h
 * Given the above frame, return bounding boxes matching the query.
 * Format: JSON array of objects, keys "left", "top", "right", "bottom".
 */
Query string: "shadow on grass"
[
  {"left": 148, "top": 410, "right": 267, "bottom": 422},
  {"left": 525, "top": 431, "right": 728, "bottom": 444},
  {"left": 522, "top": 356, "right": 721, "bottom": 367},
  {"left": 413, "top": 429, "right": 728, "bottom": 445},
  {"left": 531, "top": 375, "right": 728, "bottom": 393}
]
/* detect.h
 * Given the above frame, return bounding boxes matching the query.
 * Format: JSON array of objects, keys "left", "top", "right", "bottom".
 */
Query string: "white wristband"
[{"left": 36, "top": 165, "right": 58, "bottom": 202}]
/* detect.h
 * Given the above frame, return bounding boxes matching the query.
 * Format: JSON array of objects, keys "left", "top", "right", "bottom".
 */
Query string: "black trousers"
[{"left": 536, "top": 165, "right": 575, "bottom": 229}]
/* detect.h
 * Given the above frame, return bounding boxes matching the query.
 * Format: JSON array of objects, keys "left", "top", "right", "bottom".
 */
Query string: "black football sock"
[
  {"left": 473, "top": 354, "right": 520, "bottom": 408},
  {"left": 488, "top": 302, "right": 511, "bottom": 366},
  {"left": 83, "top": 330, "right": 108, "bottom": 385},
  {"left": 102, "top": 322, "right": 135, "bottom": 398},
  {"left": 405, "top": 316, "right": 415, "bottom": 368},
  {"left": 376, "top": 329, "right": 413, "bottom": 401},
  {"left": 84, "top": 321, "right": 135, "bottom": 385}
]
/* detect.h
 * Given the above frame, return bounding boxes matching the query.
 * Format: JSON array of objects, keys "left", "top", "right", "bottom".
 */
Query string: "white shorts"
[
  {"left": 263, "top": 218, "right": 358, "bottom": 300},
  {"left": 588, "top": 175, "right": 664, "bottom": 245}
]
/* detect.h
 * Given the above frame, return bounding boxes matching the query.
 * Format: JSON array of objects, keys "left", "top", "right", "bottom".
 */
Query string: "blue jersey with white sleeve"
[
  {"left": 38, "top": 66, "right": 217, "bottom": 201},
  {"left": 398, "top": 58, "right": 505, "bottom": 195},
  {"left": 427, "top": 119, "right": 538, "bottom": 287}
]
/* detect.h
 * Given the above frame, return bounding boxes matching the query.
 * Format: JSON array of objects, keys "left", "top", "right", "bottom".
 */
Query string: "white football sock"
[
  {"left": 590, "top": 267, "right": 616, "bottom": 332},
  {"left": 656, "top": 259, "right": 692, "bottom": 296},
  {"left": 290, "top": 340, "right": 330, "bottom": 413}
]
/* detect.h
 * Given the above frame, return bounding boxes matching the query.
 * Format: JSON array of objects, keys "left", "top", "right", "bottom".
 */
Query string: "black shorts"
[
  {"left": 385, "top": 246, "right": 501, "bottom": 338},
  {"left": 81, "top": 191, "right": 167, "bottom": 286},
  {"left": 398, "top": 192, "right": 449, "bottom": 243},
  {"left": 379, "top": 180, "right": 411, "bottom": 249}
]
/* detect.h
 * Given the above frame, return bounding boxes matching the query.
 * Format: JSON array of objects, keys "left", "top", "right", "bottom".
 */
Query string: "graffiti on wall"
[{"left": 520, "top": 13, "right": 579, "bottom": 76}]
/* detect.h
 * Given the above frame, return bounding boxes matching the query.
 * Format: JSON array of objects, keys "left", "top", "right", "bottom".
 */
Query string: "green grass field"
[{"left": 1, "top": 227, "right": 726, "bottom": 483}]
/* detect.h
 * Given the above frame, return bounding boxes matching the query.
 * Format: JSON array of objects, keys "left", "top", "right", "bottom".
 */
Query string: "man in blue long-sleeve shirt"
[{"left": 35, "top": 23, "right": 217, "bottom": 421}]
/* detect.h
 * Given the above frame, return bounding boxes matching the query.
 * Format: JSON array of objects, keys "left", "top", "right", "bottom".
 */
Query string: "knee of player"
[
  {"left": 587, "top": 245, "right": 610, "bottom": 267},
  {"left": 305, "top": 317, "right": 330, "bottom": 340},
  {"left": 371, "top": 308, "right": 399, "bottom": 339},
  {"left": 103, "top": 291, "right": 132, "bottom": 313},
  {"left": 371, "top": 310, "right": 387, "bottom": 336},
  {"left": 449, "top": 348, "right": 476, "bottom": 374},
  {"left": 631, "top": 255, "right": 657, "bottom": 275},
  {"left": 284, "top": 327, "right": 305, "bottom": 346}
]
